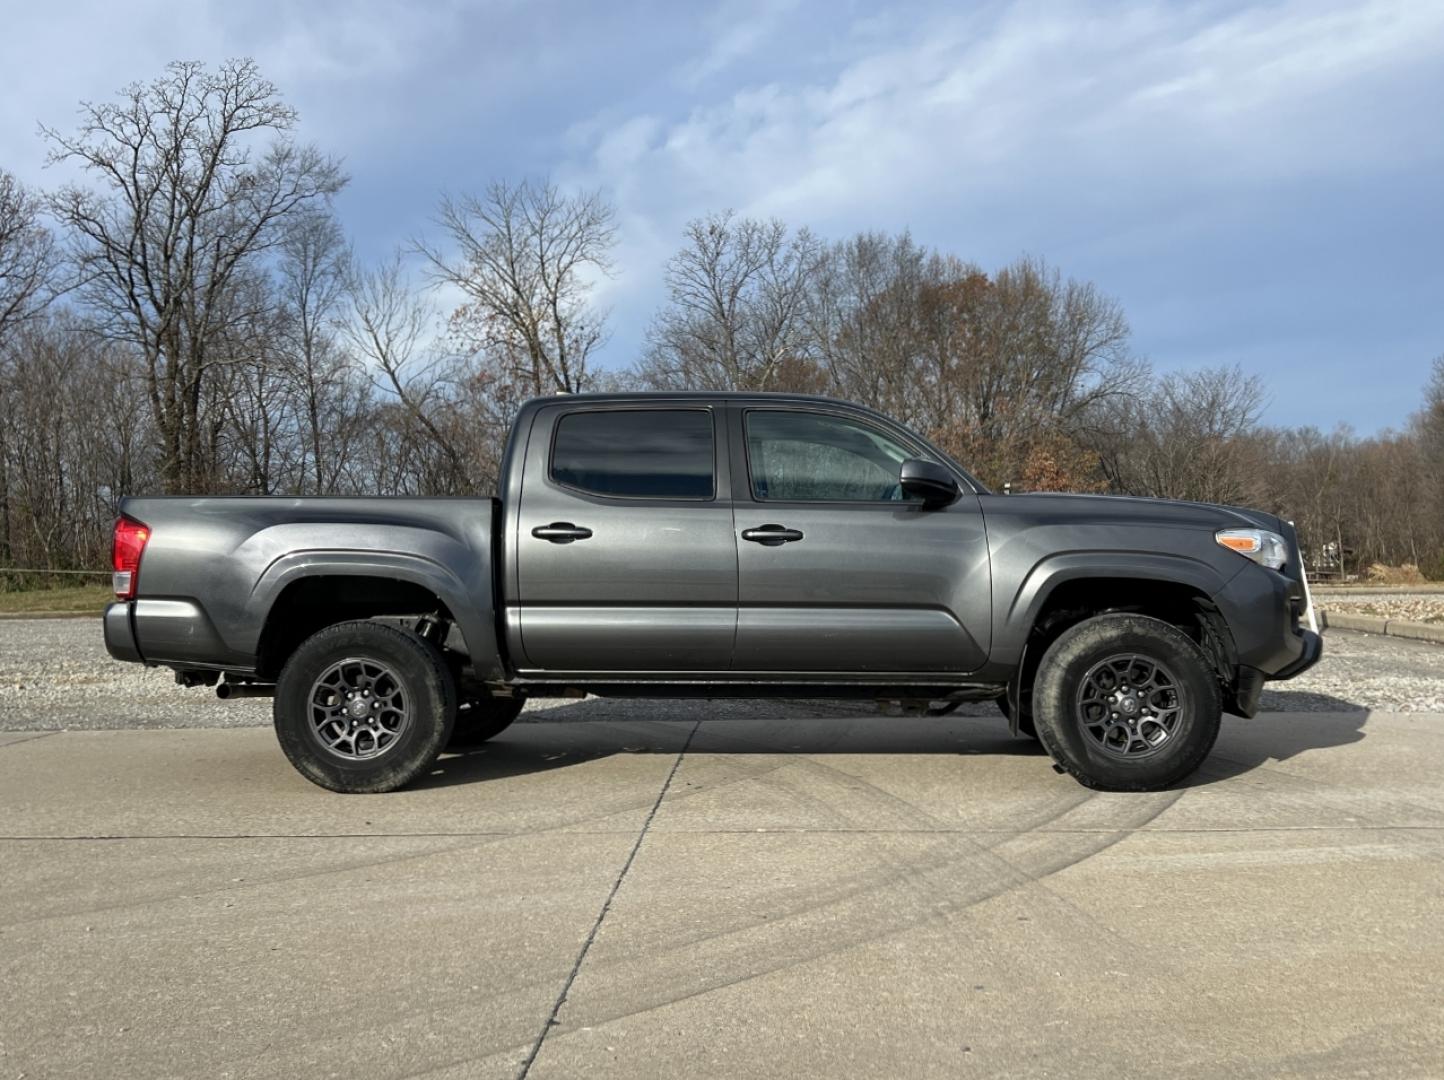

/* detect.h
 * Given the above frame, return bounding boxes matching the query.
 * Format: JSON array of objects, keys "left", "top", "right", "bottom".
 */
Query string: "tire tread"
[
  {"left": 1032, "top": 613, "right": 1221, "bottom": 791},
  {"left": 273, "top": 620, "right": 456, "bottom": 793}
]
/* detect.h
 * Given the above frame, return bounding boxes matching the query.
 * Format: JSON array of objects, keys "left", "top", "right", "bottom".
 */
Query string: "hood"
[{"left": 981, "top": 491, "right": 1284, "bottom": 532}]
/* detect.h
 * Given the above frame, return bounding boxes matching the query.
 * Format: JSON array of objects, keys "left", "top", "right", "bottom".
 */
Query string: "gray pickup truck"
[{"left": 104, "top": 392, "right": 1321, "bottom": 793}]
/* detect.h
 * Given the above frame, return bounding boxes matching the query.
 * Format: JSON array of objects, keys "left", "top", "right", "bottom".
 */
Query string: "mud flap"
[{"left": 1226, "top": 666, "right": 1266, "bottom": 718}]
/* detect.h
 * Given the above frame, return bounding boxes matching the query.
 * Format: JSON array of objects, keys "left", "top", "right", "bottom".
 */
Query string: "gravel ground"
[
  {"left": 1321, "top": 595, "right": 1444, "bottom": 624},
  {"left": 3, "top": 617, "right": 1438, "bottom": 731}
]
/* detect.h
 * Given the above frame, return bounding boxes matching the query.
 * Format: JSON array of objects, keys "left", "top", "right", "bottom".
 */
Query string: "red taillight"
[{"left": 112, "top": 516, "right": 150, "bottom": 600}]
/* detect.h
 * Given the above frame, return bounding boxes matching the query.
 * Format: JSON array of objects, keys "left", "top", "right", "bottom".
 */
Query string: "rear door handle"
[
  {"left": 741, "top": 524, "right": 804, "bottom": 546},
  {"left": 532, "top": 522, "right": 593, "bottom": 543}
]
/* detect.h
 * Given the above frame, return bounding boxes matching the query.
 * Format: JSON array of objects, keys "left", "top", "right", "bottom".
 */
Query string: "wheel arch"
[
  {"left": 249, "top": 554, "right": 502, "bottom": 681},
  {"left": 1000, "top": 556, "right": 1240, "bottom": 728}
]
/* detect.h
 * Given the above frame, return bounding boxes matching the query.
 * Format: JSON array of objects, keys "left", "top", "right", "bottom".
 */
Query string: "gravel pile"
[{"left": 1, "top": 617, "right": 1438, "bottom": 732}]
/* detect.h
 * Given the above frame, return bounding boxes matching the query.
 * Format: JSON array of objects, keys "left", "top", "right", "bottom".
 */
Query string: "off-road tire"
[
  {"left": 273, "top": 620, "right": 457, "bottom": 793},
  {"left": 1032, "top": 614, "right": 1221, "bottom": 791},
  {"left": 446, "top": 696, "right": 525, "bottom": 749}
]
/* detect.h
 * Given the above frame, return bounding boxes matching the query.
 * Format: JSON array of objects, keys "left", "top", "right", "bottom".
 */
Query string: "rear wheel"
[
  {"left": 273, "top": 620, "right": 456, "bottom": 793},
  {"left": 447, "top": 695, "right": 525, "bottom": 749},
  {"left": 1032, "top": 614, "right": 1221, "bottom": 791}
]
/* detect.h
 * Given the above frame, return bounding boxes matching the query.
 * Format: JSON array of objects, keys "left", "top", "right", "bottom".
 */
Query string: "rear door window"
[{"left": 551, "top": 409, "right": 715, "bottom": 499}]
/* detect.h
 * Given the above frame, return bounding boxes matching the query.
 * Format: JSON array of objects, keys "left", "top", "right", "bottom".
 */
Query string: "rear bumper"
[
  {"left": 103, "top": 598, "right": 235, "bottom": 668},
  {"left": 103, "top": 601, "right": 142, "bottom": 663}
]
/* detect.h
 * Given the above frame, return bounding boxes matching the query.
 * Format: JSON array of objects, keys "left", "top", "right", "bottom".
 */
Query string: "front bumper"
[
  {"left": 1273, "top": 628, "right": 1323, "bottom": 680},
  {"left": 1214, "top": 561, "right": 1322, "bottom": 678},
  {"left": 1213, "top": 559, "right": 1324, "bottom": 721},
  {"left": 1227, "top": 628, "right": 1322, "bottom": 718}
]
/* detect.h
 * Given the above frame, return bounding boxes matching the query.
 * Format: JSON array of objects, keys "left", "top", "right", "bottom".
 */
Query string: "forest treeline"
[{"left": 2, "top": 60, "right": 1441, "bottom": 583}]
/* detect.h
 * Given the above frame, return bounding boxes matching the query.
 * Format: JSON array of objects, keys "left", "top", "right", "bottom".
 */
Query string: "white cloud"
[
  {"left": 571, "top": 0, "right": 1444, "bottom": 226},
  {"left": 556, "top": 0, "right": 1444, "bottom": 394},
  {"left": 3, "top": 0, "right": 1439, "bottom": 423},
  {"left": 676, "top": 0, "right": 802, "bottom": 87},
  {"left": 0, "top": 0, "right": 499, "bottom": 184}
]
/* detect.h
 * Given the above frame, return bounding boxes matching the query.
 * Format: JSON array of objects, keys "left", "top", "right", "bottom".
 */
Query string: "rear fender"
[{"left": 248, "top": 551, "right": 504, "bottom": 680}]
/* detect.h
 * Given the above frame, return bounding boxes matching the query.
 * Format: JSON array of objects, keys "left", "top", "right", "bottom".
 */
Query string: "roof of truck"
[
  {"left": 524, "top": 391, "right": 860, "bottom": 406},
  {"left": 513, "top": 392, "right": 990, "bottom": 494}
]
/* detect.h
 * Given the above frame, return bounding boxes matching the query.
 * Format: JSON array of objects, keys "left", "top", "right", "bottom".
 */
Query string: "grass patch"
[{"left": 0, "top": 584, "right": 114, "bottom": 614}]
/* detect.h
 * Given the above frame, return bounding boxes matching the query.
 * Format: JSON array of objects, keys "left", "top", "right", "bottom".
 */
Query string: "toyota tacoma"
[{"left": 103, "top": 393, "right": 1322, "bottom": 792}]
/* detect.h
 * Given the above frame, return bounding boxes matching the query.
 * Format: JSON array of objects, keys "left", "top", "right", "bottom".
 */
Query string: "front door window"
[{"left": 745, "top": 410, "right": 922, "bottom": 502}]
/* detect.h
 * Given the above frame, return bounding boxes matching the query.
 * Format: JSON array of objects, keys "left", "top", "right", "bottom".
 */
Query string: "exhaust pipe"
[{"left": 217, "top": 681, "right": 276, "bottom": 700}]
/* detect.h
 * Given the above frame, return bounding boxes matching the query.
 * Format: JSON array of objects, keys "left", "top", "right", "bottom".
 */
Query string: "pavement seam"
[
  {"left": 0, "top": 731, "right": 60, "bottom": 749},
  {"left": 4, "top": 824, "right": 1444, "bottom": 842},
  {"left": 514, "top": 719, "right": 699, "bottom": 1080}
]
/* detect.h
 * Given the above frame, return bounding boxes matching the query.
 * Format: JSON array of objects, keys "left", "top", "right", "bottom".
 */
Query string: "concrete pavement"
[{"left": 2, "top": 709, "right": 1442, "bottom": 1078}]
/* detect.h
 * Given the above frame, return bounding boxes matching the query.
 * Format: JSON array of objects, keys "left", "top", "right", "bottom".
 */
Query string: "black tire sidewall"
[
  {"left": 273, "top": 621, "right": 456, "bottom": 793},
  {"left": 1033, "top": 614, "right": 1221, "bottom": 791}
]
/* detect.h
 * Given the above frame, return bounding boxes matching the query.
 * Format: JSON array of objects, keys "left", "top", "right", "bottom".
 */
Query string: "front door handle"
[
  {"left": 741, "top": 524, "right": 804, "bottom": 546},
  {"left": 532, "top": 522, "right": 593, "bottom": 543}
]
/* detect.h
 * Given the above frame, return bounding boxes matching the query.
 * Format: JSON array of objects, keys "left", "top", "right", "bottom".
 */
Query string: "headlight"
[{"left": 1216, "top": 528, "right": 1288, "bottom": 571}]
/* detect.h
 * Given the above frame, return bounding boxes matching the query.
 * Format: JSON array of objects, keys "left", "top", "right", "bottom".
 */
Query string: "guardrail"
[{"left": 0, "top": 568, "right": 109, "bottom": 576}]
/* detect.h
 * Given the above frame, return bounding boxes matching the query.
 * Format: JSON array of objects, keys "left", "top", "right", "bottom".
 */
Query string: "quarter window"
[
  {"left": 551, "top": 409, "right": 714, "bottom": 499},
  {"left": 745, "top": 410, "right": 923, "bottom": 502}
]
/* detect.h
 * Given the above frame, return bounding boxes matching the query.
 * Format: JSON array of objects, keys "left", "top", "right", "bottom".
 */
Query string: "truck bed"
[{"left": 105, "top": 496, "right": 501, "bottom": 676}]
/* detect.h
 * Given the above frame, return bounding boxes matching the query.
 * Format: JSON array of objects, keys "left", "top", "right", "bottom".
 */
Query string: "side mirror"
[{"left": 899, "top": 458, "right": 960, "bottom": 507}]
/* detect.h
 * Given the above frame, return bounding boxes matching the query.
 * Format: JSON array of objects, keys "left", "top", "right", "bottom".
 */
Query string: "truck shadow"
[
  {"left": 420, "top": 691, "right": 1369, "bottom": 790},
  {"left": 1193, "top": 689, "right": 1369, "bottom": 784}
]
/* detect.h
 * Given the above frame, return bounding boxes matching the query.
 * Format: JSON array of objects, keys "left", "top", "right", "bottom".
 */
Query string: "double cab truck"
[{"left": 104, "top": 393, "right": 1322, "bottom": 793}]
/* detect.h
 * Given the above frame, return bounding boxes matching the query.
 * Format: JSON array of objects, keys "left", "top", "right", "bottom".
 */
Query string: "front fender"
[{"left": 992, "top": 550, "right": 1242, "bottom": 667}]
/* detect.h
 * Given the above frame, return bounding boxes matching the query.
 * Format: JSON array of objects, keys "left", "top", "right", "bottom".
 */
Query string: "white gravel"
[
  {"left": 1322, "top": 595, "right": 1444, "bottom": 625},
  {"left": 1, "top": 617, "right": 1437, "bottom": 732}
]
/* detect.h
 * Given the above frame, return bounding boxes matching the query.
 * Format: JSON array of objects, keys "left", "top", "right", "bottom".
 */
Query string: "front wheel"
[
  {"left": 273, "top": 620, "right": 457, "bottom": 793},
  {"left": 1032, "top": 614, "right": 1221, "bottom": 791}
]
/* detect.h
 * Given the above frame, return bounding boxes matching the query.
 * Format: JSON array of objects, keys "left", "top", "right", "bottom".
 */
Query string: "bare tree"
[
  {"left": 0, "top": 170, "right": 61, "bottom": 571},
  {"left": 639, "top": 211, "right": 822, "bottom": 391},
  {"left": 343, "top": 256, "right": 488, "bottom": 494},
  {"left": 210, "top": 272, "right": 298, "bottom": 494},
  {"left": 0, "top": 170, "right": 56, "bottom": 338},
  {"left": 43, "top": 59, "right": 345, "bottom": 493},
  {"left": 806, "top": 231, "right": 937, "bottom": 417},
  {"left": 1421, "top": 355, "right": 1444, "bottom": 470},
  {"left": 1, "top": 315, "right": 146, "bottom": 574},
  {"left": 804, "top": 239, "right": 1141, "bottom": 489},
  {"left": 1091, "top": 366, "right": 1269, "bottom": 505},
  {"left": 417, "top": 179, "right": 616, "bottom": 395},
  {"left": 276, "top": 210, "right": 362, "bottom": 492}
]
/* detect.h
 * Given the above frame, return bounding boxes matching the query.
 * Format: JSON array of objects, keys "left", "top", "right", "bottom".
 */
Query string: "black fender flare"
[
  {"left": 245, "top": 551, "right": 505, "bottom": 681},
  {"left": 995, "top": 550, "right": 1239, "bottom": 670}
]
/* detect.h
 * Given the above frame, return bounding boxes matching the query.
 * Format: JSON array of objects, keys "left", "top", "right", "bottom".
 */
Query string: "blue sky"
[{"left": 3, "top": 0, "right": 1441, "bottom": 431}]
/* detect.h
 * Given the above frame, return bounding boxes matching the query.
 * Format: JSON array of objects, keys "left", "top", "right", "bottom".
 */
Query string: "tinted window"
[
  {"left": 552, "top": 409, "right": 714, "bottom": 498},
  {"left": 746, "top": 410, "right": 921, "bottom": 502}
]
